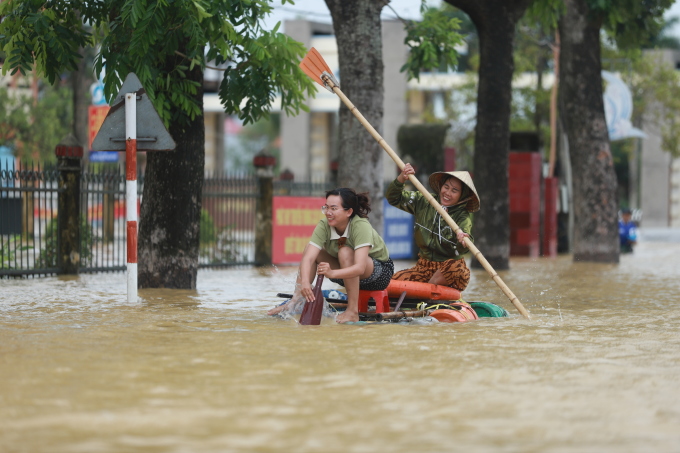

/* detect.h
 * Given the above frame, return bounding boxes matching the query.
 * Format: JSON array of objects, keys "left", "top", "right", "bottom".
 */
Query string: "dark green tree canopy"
[
  {"left": 0, "top": 0, "right": 315, "bottom": 129},
  {"left": 399, "top": 2, "right": 464, "bottom": 80},
  {"left": 526, "top": 0, "right": 674, "bottom": 47},
  {"left": 397, "top": 124, "right": 450, "bottom": 180}
]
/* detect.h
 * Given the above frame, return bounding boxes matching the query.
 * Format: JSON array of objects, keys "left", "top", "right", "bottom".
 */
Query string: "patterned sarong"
[{"left": 392, "top": 257, "right": 470, "bottom": 291}]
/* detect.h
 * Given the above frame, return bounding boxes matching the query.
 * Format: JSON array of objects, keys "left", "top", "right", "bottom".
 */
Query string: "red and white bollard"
[{"left": 125, "top": 93, "right": 138, "bottom": 303}]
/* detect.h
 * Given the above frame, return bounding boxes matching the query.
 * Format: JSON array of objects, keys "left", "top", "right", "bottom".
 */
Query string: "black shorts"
[{"left": 329, "top": 257, "right": 394, "bottom": 291}]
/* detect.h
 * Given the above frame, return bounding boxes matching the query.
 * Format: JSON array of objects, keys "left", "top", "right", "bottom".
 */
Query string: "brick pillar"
[
  {"left": 253, "top": 151, "right": 275, "bottom": 266},
  {"left": 444, "top": 147, "right": 456, "bottom": 171},
  {"left": 509, "top": 152, "right": 541, "bottom": 257},
  {"left": 55, "top": 134, "right": 84, "bottom": 274}
]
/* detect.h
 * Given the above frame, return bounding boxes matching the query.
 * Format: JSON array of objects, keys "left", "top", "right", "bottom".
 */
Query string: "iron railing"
[
  {"left": 1, "top": 162, "right": 340, "bottom": 278},
  {"left": 80, "top": 164, "right": 133, "bottom": 273},
  {"left": 0, "top": 162, "right": 61, "bottom": 276},
  {"left": 200, "top": 172, "right": 258, "bottom": 267}
]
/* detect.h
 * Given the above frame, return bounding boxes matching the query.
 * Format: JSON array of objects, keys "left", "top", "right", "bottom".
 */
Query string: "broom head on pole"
[{"left": 300, "top": 47, "right": 339, "bottom": 92}]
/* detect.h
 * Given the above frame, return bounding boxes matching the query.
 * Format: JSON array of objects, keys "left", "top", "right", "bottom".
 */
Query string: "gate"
[{"left": 199, "top": 172, "right": 258, "bottom": 267}]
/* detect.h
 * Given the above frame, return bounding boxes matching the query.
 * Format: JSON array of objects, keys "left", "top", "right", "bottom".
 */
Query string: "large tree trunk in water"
[
  {"left": 445, "top": 0, "right": 533, "bottom": 270},
  {"left": 559, "top": 0, "right": 619, "bottom": 263},
  {"left": 138, "top": 53, "right": 205, "bottom": 288},
  {"left": 325, "top": 0, "right": 385, "bottom": 232}
]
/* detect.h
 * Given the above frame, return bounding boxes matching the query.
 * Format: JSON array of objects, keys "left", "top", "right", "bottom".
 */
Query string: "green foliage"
[
  {"left": 603, "top": 48, "right": 680, "bottom": 159},
  {"left": 198, "top": 210, "right": 241, "bottom": 263},
  {"left": 200, "top": 209, "right": 217, "bottom": 244},
  {"left": 397, "top": 124, "right": 450, "bottom": 180},
  {"left": 611, "top": 139, "right": 634, "bottom": 205},
  {"left": 596, "top": 0, "right": 674, "bottom": 49},
  {"left": 0, "top": 0, "right": 316, "bottom": 130},
  {"left": 209, "top": 225, "right": 242, "bottom": 263},
  {"left": 225, "top": 114, "right": 281, "bottom": 173},
  {"left": 439, "top": 5, "right": 478, "bottom": 73},
  {"left": 401, "top": 3, "right": 464, "bottom": 80},
  {"left": 28, "top": 84, "right": 73, "bottom": 163},
  {"left": 0, "top": 2, "right": 92, "bottom": 83},
  {"left": 0, "top": 235, "right": 33, "bottom": 270},
  {"left": 525, "top": 0, "right": 563, "bottom": 31},
  {"left": 527, "top": 0, "right": 673, "bottom": 49},
  {"left": 644, "top": 16, "right": 680, "bottom": 49},
  {"left": 630, "top": 52, "right": 680, "bottom": 158},
  {"left": 0, "top": 85, "right": 30, "bottom": 150},
  {"left": 514, "top": 15, "right": 555, "bottom": 76},
  {"left": 510, "top": 86, "right": 551, "bottom": 150},
  {"left": 36, "top": 217, "right": 94, "bottom": 268},
  {"left": 0, "top": 83, "right": 72, "bottom": 163},
  {"left": 520, "top": 0, "right": 675, "bottom": 158}
]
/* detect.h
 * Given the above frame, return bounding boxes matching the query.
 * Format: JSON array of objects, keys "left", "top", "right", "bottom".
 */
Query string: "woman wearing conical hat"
[{"left": 385, "top": 163, "right": 480, "bottom": 291}]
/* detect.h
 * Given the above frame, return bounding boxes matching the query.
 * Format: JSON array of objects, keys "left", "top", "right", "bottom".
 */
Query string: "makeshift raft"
[{"left": 276, "top": 279, "right": 509, "bottom": 323}]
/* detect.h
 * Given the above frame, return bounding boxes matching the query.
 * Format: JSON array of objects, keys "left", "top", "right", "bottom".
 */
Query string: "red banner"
[
  {"left": 88, "top": 105, "right": 110, "bottom": 150},
  {"left": 272, "top": 196, "right": 325, "bottom": 265}
]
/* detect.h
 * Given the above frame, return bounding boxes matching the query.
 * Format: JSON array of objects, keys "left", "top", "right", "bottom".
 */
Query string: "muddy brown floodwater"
[{"left": 1, "top": 239, "right": 680, "bottom": 452}]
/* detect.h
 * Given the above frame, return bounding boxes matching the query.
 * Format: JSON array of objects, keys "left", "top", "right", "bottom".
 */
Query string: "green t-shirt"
[{"left": 309, "top": 216, "right": 390, "bottom": 262}]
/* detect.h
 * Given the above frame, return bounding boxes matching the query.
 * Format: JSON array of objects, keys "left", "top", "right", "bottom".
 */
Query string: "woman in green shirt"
[
  {"left": 268, "top": 188, "right": 393, "bottom": 323},
  {"left": 385, "top": 163, "right": 480, "bottom": 291}
]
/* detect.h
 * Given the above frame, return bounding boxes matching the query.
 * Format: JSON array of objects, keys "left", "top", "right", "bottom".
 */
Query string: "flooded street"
[{"left": 2, "top": 235, "right": 680, "bottom": 452}]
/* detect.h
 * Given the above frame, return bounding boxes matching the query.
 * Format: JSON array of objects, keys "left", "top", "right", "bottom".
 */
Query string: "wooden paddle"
[
  {"left": 299, "top": 275, "right": 325, "bottom": 325},
  {"left": 299, "top": 48, "right": 531, "bottom": 320}
]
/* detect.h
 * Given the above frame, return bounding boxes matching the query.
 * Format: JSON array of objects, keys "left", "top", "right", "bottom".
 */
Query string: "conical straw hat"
[{"left": 428, "top": 171, "right": 480, "bottom": 212}]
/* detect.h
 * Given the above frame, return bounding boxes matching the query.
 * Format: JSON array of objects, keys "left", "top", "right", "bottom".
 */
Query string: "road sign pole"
[
  {"left": 125, "top": 93, "right": 138, "bottom": 303},
  {"left": 92, "top": 73, "right": 176, "bottom": 301}
]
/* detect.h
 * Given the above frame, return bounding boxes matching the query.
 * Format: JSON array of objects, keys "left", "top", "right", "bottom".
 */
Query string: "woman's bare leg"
[{"left": 335, "top": 248, "right": 374, "bottom": 323}]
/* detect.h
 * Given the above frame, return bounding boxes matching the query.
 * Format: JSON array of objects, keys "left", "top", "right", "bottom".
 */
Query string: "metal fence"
[
  {"left": 80, "top": 164, "right": 134, "bottom": 273},
  {"left": 0, "top": 162, "right": 61, "bottom": 276},
  {"left": 273, "top": 180, "right": 335, "bottom": 197},
  {"left": 0, "top": 161, "right": 340, "bottom": 278},
  {"left": 200, "top": 172, "right": 258, "bottom": 267}
]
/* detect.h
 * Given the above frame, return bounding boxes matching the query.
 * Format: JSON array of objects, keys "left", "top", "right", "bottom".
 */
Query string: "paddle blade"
[
  {"left": 299, "top": 275, "right": 325, "bottom": 325},
  {"left": 299, "top": 47, "right": 335, "bottom": 88}
]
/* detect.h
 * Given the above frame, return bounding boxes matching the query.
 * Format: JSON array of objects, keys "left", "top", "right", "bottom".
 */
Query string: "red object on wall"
[
  {"left": 444, "top": 147, "right": 456, "bottom": 171},
  {"left": 88, "top": 105, "right": 110, "bottom": 150},
  {"left": 253, "top": 153, "right": 276, "bottom": 168},
  {"left": 542, "top": 177, "right": 558, "bottom": 257},
  {"left": 272, "top": 196, "right": 325, "bottom": 265},
  {"left": 509, "top": 152, "right": 542, "bottom": 257}
]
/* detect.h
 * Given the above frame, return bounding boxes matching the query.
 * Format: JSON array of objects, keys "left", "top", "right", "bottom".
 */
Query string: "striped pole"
[{"left": 125, "top": 93, "right": 138, "bottom": 303}]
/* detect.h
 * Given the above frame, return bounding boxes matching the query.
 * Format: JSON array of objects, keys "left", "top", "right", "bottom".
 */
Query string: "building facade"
[{"left": 640, "top": 50, "right": 680, "bottom": 227}]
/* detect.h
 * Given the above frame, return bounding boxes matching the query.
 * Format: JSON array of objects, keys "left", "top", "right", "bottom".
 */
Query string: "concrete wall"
[
  {"left": 381, "top": 20, "right": 409, "bottom": 182},
  {"left": 640, "top": 50, "right": 680, "bottom": 227},
  {"left": 640, "top": 113, "right": 671, "bottom": 226},
  {"left": 672, "top": 159, "right": 680, "bottom": 227},
  {"left": 203, "top": 111, "right": 225, "bottom": 174}
]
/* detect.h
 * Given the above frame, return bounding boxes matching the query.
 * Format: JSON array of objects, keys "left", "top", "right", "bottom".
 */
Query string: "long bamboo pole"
[{"left": 313, "top": 70, "right": 530, "bottom": 319}]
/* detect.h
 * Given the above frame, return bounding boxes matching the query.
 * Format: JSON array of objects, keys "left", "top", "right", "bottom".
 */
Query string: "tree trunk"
[
  {"left": 72, "top": 54, "right": 93, "bottom": 154},
  {"left": 325, "top": 0, "right": 385, "bottom": 232},
  {"left": 559, "top": 0, "right": 619, "bottom": 263},
  {"left": 138, "top": 54, "right": 205, "bottom": 288},
  {"left": 445, "top": 0, "right": 533, "bottom": 270}
]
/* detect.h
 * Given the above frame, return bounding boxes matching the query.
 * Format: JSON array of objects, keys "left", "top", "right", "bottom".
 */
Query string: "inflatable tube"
[
  {"left": 429, "top": 309, "right": 468, "bottom": 323},
  {"left": 468, "top": 301, "right": 509, "bottom": 318},
  {"left": 386, "top": 280, "right": 461, "bottom": 301},
  {"left": 449, "top": 302, "right": 479, "bottom": 321}
]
